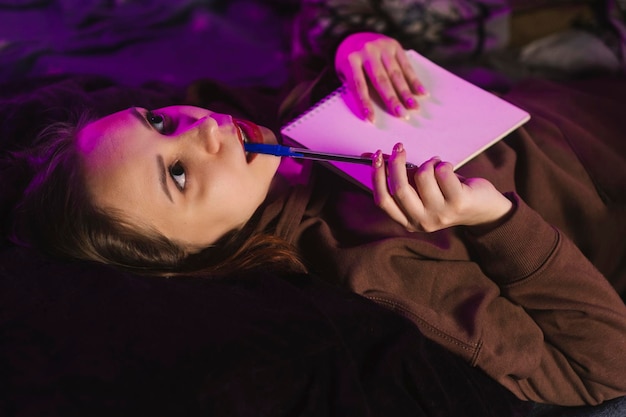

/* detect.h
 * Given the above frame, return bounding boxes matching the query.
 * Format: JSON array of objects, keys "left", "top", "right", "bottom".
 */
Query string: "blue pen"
[{"left": 244, "top": 143, "right": 417, "bottom": 169}]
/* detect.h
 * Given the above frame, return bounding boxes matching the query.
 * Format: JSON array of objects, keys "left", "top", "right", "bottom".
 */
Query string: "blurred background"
[{"left": 0, "top": 0, "right": 623, "bottom": 90}]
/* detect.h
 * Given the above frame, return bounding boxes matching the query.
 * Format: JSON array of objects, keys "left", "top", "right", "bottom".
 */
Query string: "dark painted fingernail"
[
  {"left": 394, "top": 105, "right": 408, "bottom": 119},
  {"left": 416, "top": 85, "right": 427, "bottom": 95},
  {"left": 362, "top": 107, "right": 374, "bottom": 122},
  {"left": 373, "top": 150, "right": 383, "bottom": 168}
]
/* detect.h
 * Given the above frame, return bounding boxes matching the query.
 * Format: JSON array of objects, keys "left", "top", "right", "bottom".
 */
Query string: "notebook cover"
[{"left": 280, "top": 50, "right": 530, "bottom": 191}]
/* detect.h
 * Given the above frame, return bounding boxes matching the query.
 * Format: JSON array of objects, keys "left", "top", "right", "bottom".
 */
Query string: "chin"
[{"left": 260, "top": 126, "right": 279, "bottom": 145}]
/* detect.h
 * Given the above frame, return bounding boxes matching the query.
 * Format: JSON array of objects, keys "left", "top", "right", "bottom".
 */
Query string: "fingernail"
[
  {"left": 373, "top": 150, "right": 383, "bottom": 168},
  {"left": 416, "top": 85, "right": 428, "bottom": 96},
  {"left": 406, "top": 97, "right": 417, "bottom": 109},
  {"left": 393, "top": 142, "right": 404, "bottom": 154},
  {"left": 394, "top": 105, "right": 407, "bottom": 119},
  {"left": 362, "top": 107, "right": 374, "bottom": 122}
]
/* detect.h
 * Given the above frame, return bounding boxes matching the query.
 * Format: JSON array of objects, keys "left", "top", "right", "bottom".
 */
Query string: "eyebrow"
[
  {"left": 156, "top": 155, "right": 174, "bottom": 203},
  {"left": 132, "top": 108, "right": 172, "bottom": 203},
  {"left": 130, "top": 106, "right": 151, "bottom": 129}
]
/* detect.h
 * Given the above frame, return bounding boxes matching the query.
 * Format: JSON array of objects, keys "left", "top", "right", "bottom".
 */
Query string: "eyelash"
[
  {"left": 146, "top": 111, "right": 175, "bottom": 135},
  {"left": 169, "top": 161, "right": 186, "bottom": 192}
]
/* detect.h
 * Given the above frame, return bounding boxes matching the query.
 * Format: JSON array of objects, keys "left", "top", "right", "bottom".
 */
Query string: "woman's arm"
[
  {"left": 466, "top": 191, "right": 626, "bottom": 404},
  {"left": 371, "top": 143, "right": 626, "bottom": 404}
]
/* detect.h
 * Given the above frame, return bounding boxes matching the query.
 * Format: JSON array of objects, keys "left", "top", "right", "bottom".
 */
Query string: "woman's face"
[{"left": 77, "top": 105, "right": 281, "bottom": 250}]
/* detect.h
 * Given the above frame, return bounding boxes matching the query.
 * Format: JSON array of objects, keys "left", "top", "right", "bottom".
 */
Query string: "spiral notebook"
[{"left": 280, "top": 50, "right": 530, "bottom": 191}]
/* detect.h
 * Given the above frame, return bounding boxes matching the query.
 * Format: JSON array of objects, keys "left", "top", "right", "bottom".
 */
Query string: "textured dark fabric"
[
  {"left": 0, "top": 247, "right": 531, "bottom": 416},
  {"left": 0, "top": 74, "right": 184, "bottom": 152},
  {"left": 0, "top": 1, "right": 294, "bottom": 88}
]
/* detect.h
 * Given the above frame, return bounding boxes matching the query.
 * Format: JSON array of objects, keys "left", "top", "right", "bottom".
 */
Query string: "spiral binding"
[{"left": 281, "top": 85, "right": 347, "bottom": 131}]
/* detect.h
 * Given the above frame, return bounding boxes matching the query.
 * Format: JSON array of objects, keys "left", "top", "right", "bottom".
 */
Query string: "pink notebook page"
[{"left": 281, "top": 50, "right": 530, "bottom": 191}]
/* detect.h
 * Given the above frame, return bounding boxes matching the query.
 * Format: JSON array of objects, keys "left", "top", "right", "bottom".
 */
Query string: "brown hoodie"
[{"left": 255, "top": 78, "right": 626, "bottom": 405}]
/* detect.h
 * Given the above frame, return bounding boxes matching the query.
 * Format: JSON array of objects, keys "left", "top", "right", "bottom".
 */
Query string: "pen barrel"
[
  {"left": 243, "top": 143, "right": 416, "bottom": 168},
  {"left": 296, "top": 148, "right": 417, "bottom": 169},
  {"left": 294, "top": 149, "right": 372, "bottom": 165}
]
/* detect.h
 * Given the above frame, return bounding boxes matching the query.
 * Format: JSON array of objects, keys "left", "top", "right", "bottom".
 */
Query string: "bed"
[{"left": 1, "top": 1, "right": 625, "bottom": 415}]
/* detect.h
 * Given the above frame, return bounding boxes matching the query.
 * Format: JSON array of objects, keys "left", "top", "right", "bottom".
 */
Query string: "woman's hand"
[
  {"left": 372, "top": 143, "right": 513, "bottom": 232},
  {"left": 335, "top": 32, "right": 427, "bottom": 122}
]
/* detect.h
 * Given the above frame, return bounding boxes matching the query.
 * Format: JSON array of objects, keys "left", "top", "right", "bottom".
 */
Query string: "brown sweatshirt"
[{"left": 255, "top": 78, "right": 626, "bottom": 406}]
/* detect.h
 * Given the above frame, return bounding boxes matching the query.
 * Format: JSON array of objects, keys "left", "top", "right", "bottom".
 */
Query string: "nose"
[
  {"left": 180, "top": 114, "right": 221, "bottom": 154},
  {"left": 197, "top": 116, "right": 222, "bottom": 154}
]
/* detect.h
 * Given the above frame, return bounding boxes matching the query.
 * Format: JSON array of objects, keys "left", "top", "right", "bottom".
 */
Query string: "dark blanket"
[
  {"left": 0, "top": 0, "right": 297, "bottom": 88},
  {"left": 0, "top": 247, "right": 529, "bottom": 416}
]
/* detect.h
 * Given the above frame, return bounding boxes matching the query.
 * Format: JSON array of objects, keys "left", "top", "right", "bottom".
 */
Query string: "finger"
[
  {"left": 433, "top": 161, "right": 463, "bottom": 202},
  {"left": 387, "top": 143, "right": 410, "bottom": 194},
  {"left": 363, "top": 58, "right": 406, "bottom": 119},
  {"left": 412, "top": 157, "right": 445, "bottom": 208},
  {"left": 381, "top": 52, "right": 419, "bottom": 110},
  {"left": 342, "top": 59, "right": 375, "bottom": 122},
  {"left": 361, "top": 151, "right": 391, "bottom": 160},
  {"left": 371, "top": 149, "right": 410, "bottom": 226},
  {"left": 396, "top": 50, "right": 428, "bottom": 97},
  {"left": 388, "top": 143, "right": 425, "bottom": 216}
]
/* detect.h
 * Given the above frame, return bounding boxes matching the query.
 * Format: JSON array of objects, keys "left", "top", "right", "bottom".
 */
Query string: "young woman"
[{"left": 8, "top": 33, "right": 626, "bottom": 409}]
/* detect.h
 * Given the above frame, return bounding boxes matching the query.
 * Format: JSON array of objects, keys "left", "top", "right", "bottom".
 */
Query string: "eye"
[
  {"left": 146, "top": 111, "right": 173, "bottom": 134},
  {"left": 169, "top": 161, "right": 186, "bottom": 191}
]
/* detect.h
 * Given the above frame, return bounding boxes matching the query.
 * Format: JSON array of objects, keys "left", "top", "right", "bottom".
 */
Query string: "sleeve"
[
  {"left": 466, "top": 192, "right": 626, "bottom": 405},
  {"left": 291, "top": 0, "right": 511, "bottom": 65},
  {"left": 292, "top": 0, "right": 436, "bottom": 65}
]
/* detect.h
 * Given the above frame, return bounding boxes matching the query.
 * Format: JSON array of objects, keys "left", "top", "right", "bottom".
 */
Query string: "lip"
[{"left": 233, "top": 118, "right": 263, "bottom": 163}]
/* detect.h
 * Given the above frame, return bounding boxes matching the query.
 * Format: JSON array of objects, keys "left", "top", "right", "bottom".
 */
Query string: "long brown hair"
[{"left": 9, "top": 114, "right": 306, "bottom": 277}]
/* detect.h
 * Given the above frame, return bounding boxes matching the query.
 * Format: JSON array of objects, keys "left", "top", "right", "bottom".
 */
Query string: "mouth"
[{"left": 233, "top": 118, "right": 262, "bottom": 163}]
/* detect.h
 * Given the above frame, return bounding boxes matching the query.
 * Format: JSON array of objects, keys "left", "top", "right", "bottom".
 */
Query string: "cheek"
[
  {"left": 238, "top": 171, "right": 274, "bottom": 218},
  {"left": 256, "top": 159, "right": 280, "bottom": 197},
  {"left": 258, "top": 154, "right": 281, "bottom": 181},
  {"left": 210, "top": 178, "right": 263, "bottom": 221},
  {"left": 206, "top": 156, "right": 277, "bottom": 225},
  {"left": 241, "top": 179, "right": 270, "bottom": 213}
]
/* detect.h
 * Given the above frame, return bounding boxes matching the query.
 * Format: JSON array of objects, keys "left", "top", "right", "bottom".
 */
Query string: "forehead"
[
  {"left": 76, "top": 108, "right": 143, "bottom": 155},
  {"left": 75, "top": 107, "right": 157, "bottom": 199},
  {"left": 76, "top": 107, "right": 162, "bottom": 229}
]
